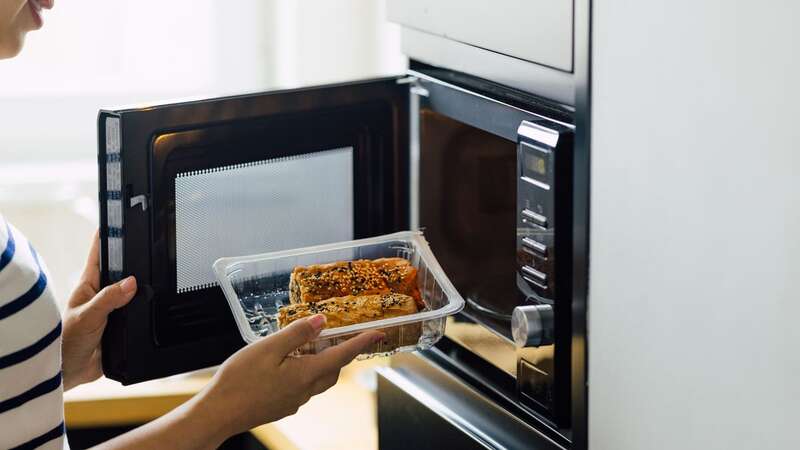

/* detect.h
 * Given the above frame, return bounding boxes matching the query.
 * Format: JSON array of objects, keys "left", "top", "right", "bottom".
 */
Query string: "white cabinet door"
[{"left": 388, "top": 0, "right": 574, "bottom": 72}]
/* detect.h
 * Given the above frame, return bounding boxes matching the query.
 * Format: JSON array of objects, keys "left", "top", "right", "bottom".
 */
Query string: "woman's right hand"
[
  {"left": 94, "top": 315, "right": 383, "bottom": 450},
  {"left": 196, "top": 314, "right": 384, "bottom": 438}
]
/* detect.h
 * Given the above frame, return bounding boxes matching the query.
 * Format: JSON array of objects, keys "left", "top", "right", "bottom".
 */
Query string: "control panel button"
[
  {"left": 520, "top": 174, "right": 551, "bottom": 191},
  {"left": 521, "top": 209, "right": 548, "bottom": 228},
  {"left": 522, "top": 237, "right": 548, "bottom": 257},
  {"left": 522, "top": 266, "right": 547, "bottom": 289},
  {"left": 518, "top": 358, "right": 553, "bottom": 411}
]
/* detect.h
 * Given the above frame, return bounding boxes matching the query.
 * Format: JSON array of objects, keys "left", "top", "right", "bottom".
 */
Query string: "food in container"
[
  {"left": 288, "top": 258, "right": 422, "bottom": 308},
  {"left": 278, "top": 293, "right": 421, "bottom": 353},
  {"left": 213, "top": 231, "right": 464, "bottom": 357}
]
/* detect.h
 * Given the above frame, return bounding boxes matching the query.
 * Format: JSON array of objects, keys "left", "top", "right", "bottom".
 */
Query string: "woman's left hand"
[{"left": 61, "top": 231, "right": 136, "bottom": 391}]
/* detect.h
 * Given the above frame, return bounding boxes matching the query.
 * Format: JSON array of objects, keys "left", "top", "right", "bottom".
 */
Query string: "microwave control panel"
[
  {"left": 514, "top": 119, "right": 573, "bottom": 425},
  {"left": 516, "top": 120, "right": 567, "bottom": 301}
]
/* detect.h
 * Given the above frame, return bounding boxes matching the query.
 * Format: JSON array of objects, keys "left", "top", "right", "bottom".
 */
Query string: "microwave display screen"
[
  {"left": 524, "top": 152, "right": 547, "bottom": 177},
  {"left": 173, "top": 147, "right": 354, "bottom": 293},
  {"left": 521, "top": 142, "right": 551, "bottom": 186}
]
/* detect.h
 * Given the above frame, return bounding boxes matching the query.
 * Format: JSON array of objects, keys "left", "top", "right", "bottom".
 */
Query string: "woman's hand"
[
  {"left": 62, "top": 231, "right": 136, "bottom": 391},
  {"left": 195, "top": 315, "right": 384, "bottom": 438},
  {"left": 96, "top": 315, "right": 383, "bottom": 450}
]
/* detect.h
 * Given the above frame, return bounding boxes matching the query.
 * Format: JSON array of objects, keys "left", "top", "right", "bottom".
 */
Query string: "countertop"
[{"left": 64, "top": 358, "right": 386, "bottom": 450}]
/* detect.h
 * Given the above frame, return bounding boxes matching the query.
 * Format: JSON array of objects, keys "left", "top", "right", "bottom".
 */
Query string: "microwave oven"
[{"left": 97, "top": 63, "right": 576, "bottom": 438}]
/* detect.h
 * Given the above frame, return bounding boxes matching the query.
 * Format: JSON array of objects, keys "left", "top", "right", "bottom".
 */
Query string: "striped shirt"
[{"left": 0, "top": 216, "right": 65, "bottom": 450}]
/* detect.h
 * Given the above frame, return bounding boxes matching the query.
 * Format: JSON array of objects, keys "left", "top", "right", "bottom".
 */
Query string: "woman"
[{"left": 0, "top": 1, "right": 383, "bottom": 449}]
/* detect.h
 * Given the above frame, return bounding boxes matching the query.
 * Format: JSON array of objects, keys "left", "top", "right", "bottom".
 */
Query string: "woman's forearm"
[
  {"left": 88, "top": 317, "right": 377, "bottom": 449},
  {"left": 92, "top": 389, "right": 234, "bottom": 450}
]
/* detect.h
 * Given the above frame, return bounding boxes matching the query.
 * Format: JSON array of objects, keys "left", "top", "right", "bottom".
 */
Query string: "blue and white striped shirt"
[{"left": 0, "top": 216, "right": 65, "bottom": 450}]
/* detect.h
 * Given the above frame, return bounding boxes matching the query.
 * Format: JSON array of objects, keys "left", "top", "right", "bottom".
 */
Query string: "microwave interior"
[
  {"left": 99, "top": 71, "right": 574, "bottom": 437},
  {"left": 149, "top": 98, "right": 410, "bottom": 348},
  {"left": 419, "top": 109, "right": 519, "bottom": 321}
]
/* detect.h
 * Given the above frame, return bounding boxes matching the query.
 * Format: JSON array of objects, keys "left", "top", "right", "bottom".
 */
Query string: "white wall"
[
  {"left": 589, "top": 1, "right": 800, "bottom": 449},
  {"left": 0, "top": 0, "right": 404, "bottom": 301}
]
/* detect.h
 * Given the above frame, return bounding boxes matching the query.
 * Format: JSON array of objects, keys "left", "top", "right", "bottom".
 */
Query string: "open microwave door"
[{"left": 98, "top": 77, "right": 409, "bottom": 383}]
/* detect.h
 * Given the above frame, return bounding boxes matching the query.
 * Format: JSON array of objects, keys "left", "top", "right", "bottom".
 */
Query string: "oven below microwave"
[{"left": 98, "top": 70, "right": 574, "bottom": 432}]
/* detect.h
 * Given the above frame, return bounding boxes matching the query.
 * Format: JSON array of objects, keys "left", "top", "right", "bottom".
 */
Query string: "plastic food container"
[{"left": 213, "top": 231, "right": 465, "bottom": 357}]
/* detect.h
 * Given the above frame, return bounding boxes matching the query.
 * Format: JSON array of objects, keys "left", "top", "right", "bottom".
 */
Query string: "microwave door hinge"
[
  {"left": 396, "top": 75, "right": 418, "bottom": 85},
  {"left": 130, "top": 194, "right": 149, "bottom": 211},
  {"left": 397, "top": 76, "right": 429, "bottom": 98}
]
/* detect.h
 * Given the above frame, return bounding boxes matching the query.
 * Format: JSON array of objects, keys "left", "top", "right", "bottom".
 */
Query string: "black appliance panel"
[
  {"left": 377, "top": 352, "right": 566, "bottom": 450},
  {"left": 98, "top": 78, "right": 409, "bottom": 384},
  {"left": 412, "top": 72, "right": 574, "bottom": 427},
  {"left": 514, "top": 120, "right": 574, "bottom": 424}
]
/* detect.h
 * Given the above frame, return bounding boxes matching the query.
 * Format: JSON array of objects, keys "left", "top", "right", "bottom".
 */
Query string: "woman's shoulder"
[
  {"left": 0, "top": 211, "right": 61, "bottom": 348},
  {"left": 0, "top": 215, "right": 50, "bottom": 300},
  {"left": 0, "top": 213, "right": 65, "bottom": 450},
  {"left": 0, "top": 213, "right": 61, "bottom": 352}
]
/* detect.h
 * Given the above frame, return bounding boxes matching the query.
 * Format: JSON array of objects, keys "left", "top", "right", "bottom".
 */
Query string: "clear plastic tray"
[{"left": 213, "top": 231, "right": 465, "bottom": 357}]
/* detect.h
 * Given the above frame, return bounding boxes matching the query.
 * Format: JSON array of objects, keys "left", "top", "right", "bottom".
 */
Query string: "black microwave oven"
[{"left": 98, "top": 65, "right": 575, "bottom": 436}]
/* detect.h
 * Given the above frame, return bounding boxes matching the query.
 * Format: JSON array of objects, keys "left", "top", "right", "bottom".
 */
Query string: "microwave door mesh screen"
[{"left": 174, "top": 147, "right": 354, "bottom": 293}]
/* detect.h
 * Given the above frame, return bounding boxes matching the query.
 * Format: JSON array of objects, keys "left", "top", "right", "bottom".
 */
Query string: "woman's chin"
[{"left": 0, "top": 32, "right": 26, "bottom": 60}]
